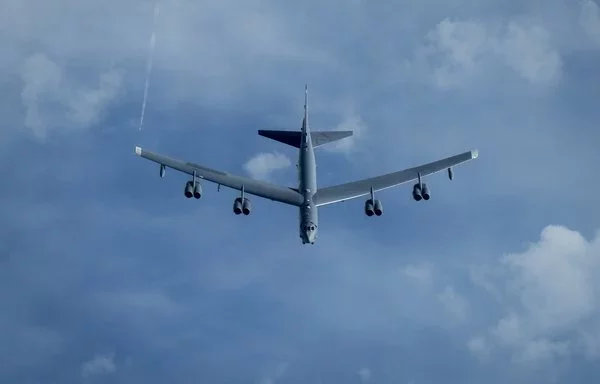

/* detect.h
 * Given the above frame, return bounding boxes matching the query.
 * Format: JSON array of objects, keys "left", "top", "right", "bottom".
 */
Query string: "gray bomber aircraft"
[{"left": 135, "top": 85, "right": 478, "bottom": 244}]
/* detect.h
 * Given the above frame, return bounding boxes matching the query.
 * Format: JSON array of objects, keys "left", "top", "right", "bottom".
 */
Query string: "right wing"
[
  {"left": 135, "top": 146, "right": 305, "bottom": 206},
  {"left": 314, "top": 149, "right": 478, "bottom": 206}
]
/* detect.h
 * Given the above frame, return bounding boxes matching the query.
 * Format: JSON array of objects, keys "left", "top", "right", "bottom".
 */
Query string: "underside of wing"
[
  {"left": 135, "top": 146, "right": 304, "bottom": 206},
  {"left": 314, "top": 150, "right": 478, "bottom": 206}
]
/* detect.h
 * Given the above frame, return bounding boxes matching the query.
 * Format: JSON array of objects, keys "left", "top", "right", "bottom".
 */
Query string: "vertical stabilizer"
[{"left": 303, "top": 84, "right": 309, "bottom": 133}]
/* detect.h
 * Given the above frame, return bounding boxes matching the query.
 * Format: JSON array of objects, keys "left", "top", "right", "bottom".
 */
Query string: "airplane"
[{"left": 134, "top": 85, "right": 479, "bottom": 244}]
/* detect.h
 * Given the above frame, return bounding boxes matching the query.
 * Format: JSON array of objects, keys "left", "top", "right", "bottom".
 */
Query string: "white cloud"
[
  {"left": 502, "top": 226, "right": 596, "bottom": 334},
  {"left": 432, "top": 19, "right": 488, "bottom": 68},
  {"left": 20, "top": 53, "right": 63, "bottom": 139},
  {"left": 67, "top": 67, "right": 123, "bottom": 128},
  {"left": 357, "top": 367, "right": 371, "bottom": 383},
  {"left": 400, "top": 263, "right": 434, "bottom": 285},
  {"left": 468, "top": 336, "right": 491, "bottom": 360},
  {"left": 469, "top": 265, "right": 503, "bottom": 302},
  {"left": 496, "top": 21, "right": 562, "bottom": 85},
  {"left": 580, "top": 0, "right": 600, "bottom": 43},
  {"left": 492, "top": 312, "right": 526, "bottom": 346},
  {"left": 19, "top": 52, "right": 123, "bottom": 140},
  {"left": 438, "top": 285, "right": 469, "bottom": 322},
  {"left": 259, "top": 362, "right": 288, "bottom": 384},
  {"left": 244, "top": 152, "right": 291, "bottom": 181},
  {"left": 323, "top": 112, "right": 368, "bottom": 154},
  {"left": 421, "top": 17, "right": 562, "bottom": 88},
  {"left": 81, "top": 353, "right": 116, "bottom": 378},
  {"left": 423, "top": 18, "right": 489, "bottom": 89},
  {"left": 473, "top": 225, "right": 600, "bottom": 363}
]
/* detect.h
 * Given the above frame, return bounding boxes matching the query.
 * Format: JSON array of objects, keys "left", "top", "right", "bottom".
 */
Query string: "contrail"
[{"left": 139, "top": 2, "right": 160, "bottom": 131}]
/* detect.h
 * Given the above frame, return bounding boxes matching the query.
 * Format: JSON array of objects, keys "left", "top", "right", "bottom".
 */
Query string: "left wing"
[
  {"left": 314, "top": 149, "right": 478, "bottom": 206},
  {"left": 135, "top": 146, "right": 304, "bottom": 206}
]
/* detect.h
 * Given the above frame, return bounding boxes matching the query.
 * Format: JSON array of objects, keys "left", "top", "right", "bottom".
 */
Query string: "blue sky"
[{"left": 2, "top": 0, "right": 600, "bottom": 383}]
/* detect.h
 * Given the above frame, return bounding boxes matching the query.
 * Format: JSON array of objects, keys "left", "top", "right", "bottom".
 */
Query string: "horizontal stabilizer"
[
  {"left": 258, "top": 130, "right": 353, "bottom": 148},
  {"left": 311, "top": 130, "right": 353, "bottom": 147},
  {"left": 258, "top": 130, "right": 302, "bottom": 148}
]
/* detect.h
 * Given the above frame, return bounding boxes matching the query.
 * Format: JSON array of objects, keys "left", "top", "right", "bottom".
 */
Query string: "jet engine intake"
[
  {"left": 242, "top": 198, "right": 251, "bottom": 215},
  {"left": 421, "top": 183, "right": 430, "bottom": 200},
  {"left": 412, "top": 184, "right": 422, "bottom": 201},
  {"left": 233, "top": 197, "right": 243, "bottom": 215},
  {"left": 184, "top": 181, "right": 194, "bottom": 198},
  {"left": 374, "top": 199, "right": 383, "bottom": 216},
  {"left": 364, "top": 199, "right": 375, "bottom": 216},
  {"left": 193, "top": 183, "right": 202, "bottom": 199}
]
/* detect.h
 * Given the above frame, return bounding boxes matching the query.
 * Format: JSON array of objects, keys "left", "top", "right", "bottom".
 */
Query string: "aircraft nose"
[{"left": 304, "top": 224, "right": 317, "bottom": 243}]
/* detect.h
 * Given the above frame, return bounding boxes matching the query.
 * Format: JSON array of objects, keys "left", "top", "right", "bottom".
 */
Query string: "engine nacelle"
[
  {"left": 364, "top": 199, "right": 375, "bottom": 216},
  {"left": 242, "top": 198, "right": 251, "bottom": 215},
  {"left": 159, "top": 164, "right": 166, "bottom": 178},
  {"left": 184, "top": 181, "right": 194, "bottom": 198},
  {"left": 193, "top": 182, "right": 202, "bottom": 199},
  {"left": 422, "top": 183, "right": 430, "bottom": 200},
  {"left": 233, "top": 197, "right": 243, "bottom": 215},
  {"left": 374, "top": 199, "right": 383, "bottom": 216},
  {"left": 412, "top": 184, "right": 422, "bottom": 201}
]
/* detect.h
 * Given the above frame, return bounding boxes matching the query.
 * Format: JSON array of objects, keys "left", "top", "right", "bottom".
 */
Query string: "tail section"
[
  {"left": 257, "top": 130, "right": 353, "bottom": 148},
  {"left": 257, "top": 85, "right": 353, "bottom": 148}
]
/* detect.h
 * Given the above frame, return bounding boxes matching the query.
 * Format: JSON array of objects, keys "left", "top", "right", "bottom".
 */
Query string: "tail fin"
[
  {"left": 257, "top": 130, "right": 353, "bottom": 148},
  {"left": 303, "top": 84, "right": 308, "bottom": 132}
]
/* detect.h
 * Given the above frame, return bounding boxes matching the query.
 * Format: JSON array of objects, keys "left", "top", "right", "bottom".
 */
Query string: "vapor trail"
[{"left": 139, "top": 2, "right": 160, "bottom": 131}]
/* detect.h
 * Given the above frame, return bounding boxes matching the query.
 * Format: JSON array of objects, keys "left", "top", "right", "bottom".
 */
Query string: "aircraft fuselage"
[{"left": 298, "top": 116, "right": 318, "bottom": 244}]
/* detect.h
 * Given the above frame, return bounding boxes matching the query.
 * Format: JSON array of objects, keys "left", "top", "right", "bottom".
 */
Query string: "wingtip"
[
  {"left": 135, "top": 146, "right": 142, "bottom": 156},
  {"left": 471, "top": 149, "right": 479, "bottom": 159}
]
